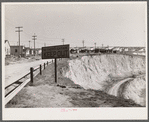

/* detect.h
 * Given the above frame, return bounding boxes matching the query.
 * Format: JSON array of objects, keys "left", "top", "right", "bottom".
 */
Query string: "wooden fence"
[{"left": 5, "top": 59, "right": 58, "bottom": 105}]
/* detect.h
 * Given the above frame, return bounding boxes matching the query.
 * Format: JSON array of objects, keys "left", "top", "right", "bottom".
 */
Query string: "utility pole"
[
  {"left": 15, "top": 26, "right": 23, "bottom": 57},
  {"left": 44, "top": 43, "right": 46, "bottom": 47},
  {"left": 62, "top": 39, "right": 64, "bottom": 45},
  {"left": 102, "top": 44, "right": 103, "bottom": 48},
  {"left": 94, "top": 42, "right": 96, "bottom": 49},
  {"left": 82, "top": 40, "right": 84, "bottom": 47},
  {"left": 29, "top": 40, "right": 31, "bottom": 48},
  {"left": 32, "top": 33, "right": 37, "bottom": 56}
]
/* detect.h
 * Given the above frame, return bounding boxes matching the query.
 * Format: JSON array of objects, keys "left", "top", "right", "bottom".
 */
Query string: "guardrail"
[{"left": 5, "top": 59, "right": 61, "bottom": 105}]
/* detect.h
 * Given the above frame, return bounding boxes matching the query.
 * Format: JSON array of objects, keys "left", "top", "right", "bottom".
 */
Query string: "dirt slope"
[
  {"left": 64, "top": 54, "right": 146, "bottom": 106},
  {"left": 6, "top": 57, "right": 142, "bottom": 108}
]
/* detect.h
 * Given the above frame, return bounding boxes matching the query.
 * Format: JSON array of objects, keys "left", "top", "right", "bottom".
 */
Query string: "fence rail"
[{"left": 5, "top": 59, "right": 57, "bottom": 105}]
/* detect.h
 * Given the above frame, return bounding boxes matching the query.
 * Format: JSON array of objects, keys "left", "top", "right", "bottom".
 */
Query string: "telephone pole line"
[
  {"left": 94, "top": 42, "right": 96, "bottom": 49},
  {"left": 32, "top": 33, "right": 37, "bottom": 56},
  {"left": 82, "top": 40, "right": 84, "bottom": 47},
  {"left": 62, "top": 39, "right": 64, "bottom": 45},
  {"left": 15, "top": 26, "right": 23, "bottom": 57},
  {"left": 29, "top": 40, "right": 31, "bottom": 48}
]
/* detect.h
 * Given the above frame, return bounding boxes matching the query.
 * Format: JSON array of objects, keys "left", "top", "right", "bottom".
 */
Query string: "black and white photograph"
[{"left": 2, "top": 1, "right": 147, "bottom": 120}]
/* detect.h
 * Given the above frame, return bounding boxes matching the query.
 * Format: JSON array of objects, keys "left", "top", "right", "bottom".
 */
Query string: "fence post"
[
  {"left": 47, "top": 61, "right": 48, "bottom": 66},
  {"left": 30, "top": 67, "right": 33, "bottom": 83},
  {"left": 55, "top": 58, "right": 57, "bottom": 83},
  {"left": 44, "top": 63, "right": 45, "bottom": 69},
  {"left": 40, "top": 64, "right": 42, "bottom": 75}
]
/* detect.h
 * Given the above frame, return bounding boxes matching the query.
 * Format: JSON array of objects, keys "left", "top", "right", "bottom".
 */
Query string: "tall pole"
[
  {"left": 29, "top": 40, "right": 31, "bottom": 48},
  {"left": 102, "top": 44, "right": 103, "bottom": 48},
  {"left": 94, "top": 42, "right": 96, "bottom": 48},
  {"left": 82, "top": 40, "right": 84, "bottom": 47},
  {"left": 62, "top": 39, "right": 64, "bottom": 45},
  {"left": 32, "top": 33, "right": 37, "bottom": 56},
  {"left": 55, "top": 58, "right": 57, "bottom": 83},
  {"left": 15, "top": 26, "right": 23, "bottom": 57}
]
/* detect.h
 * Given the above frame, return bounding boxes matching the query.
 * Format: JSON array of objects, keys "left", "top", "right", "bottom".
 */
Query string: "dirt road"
[
  {"left": 5, "top": 59, "right": 52, "bottom": 87},
  {"left": 108, "top": 78, "right": 133, "bottom": 96}
]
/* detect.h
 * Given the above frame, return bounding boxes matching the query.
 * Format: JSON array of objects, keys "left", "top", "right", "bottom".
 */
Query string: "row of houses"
[
  {"left": 5, "top": 40, "right": 145, "bottom": 57},
  {"left": 70, "top": 47, "right": 115, "bottom": 54},
  {"left": 5, "top": 40, "right": 41, "bottom": 57},
  {"left": 69, "top": 46, "right": 145, "bottom": 54},
  {"left": 10, "top": 46, "right": 42, "bottom": 56}
]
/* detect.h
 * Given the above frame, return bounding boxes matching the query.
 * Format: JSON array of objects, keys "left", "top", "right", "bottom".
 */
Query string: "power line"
[
  {"left": 15, "top": 26, "right": 23, "bottom": 57},
  {"left": 32, "top": 33, "right": 37, "bottom": 56}
]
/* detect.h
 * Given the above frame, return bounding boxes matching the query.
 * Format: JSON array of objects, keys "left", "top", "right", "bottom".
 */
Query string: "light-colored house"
[
  {"left": 38, "top": 49, "right": 42, "bottom": 55},
  {"left": 124, "top": 48, "right": 129, "bottom": 51},
  {"left": 35, "top": 48, "right": 42, "bottom": 55},
  {"left": 5, "top": 40, "right": 11, "bottom": 57},
  {"left": 25, "top": 47, "right": 31, "bottom": 56},
  {"left": 30, "top": 48, "right": 34, "bottom": 55},
  {"left": 112, "top": 47, "right": 120, "bottom": 53},
  {"left": 25, "top": 47, "right": 41, "bottom": 56},
  {"left": 28, "top": 48, "right": 41, "bottom": 56}
]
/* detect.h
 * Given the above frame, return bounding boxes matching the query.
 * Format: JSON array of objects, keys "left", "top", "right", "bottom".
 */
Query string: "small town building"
[
  {"left": 35, "top": 48, "right": 42, "bottom": 55},
  {"left": 112, "top": 47, "right": 120, "bottom": 53},
  {"left": 28, "top": 48, "right": 42, "bottom": 56},
  {"left": 10, "top": 45, "right": 26, "bottom": 57},
  {"left": 25, "top": 47, "right": 31, "bottom": 56},
  {"left": 29, "top": 48, "right": 34, "bottom": 55}
]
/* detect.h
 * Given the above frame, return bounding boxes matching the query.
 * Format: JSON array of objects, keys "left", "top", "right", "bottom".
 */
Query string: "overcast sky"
[{"left": 3, "top": 2, "right": 147, "bottom": 48}]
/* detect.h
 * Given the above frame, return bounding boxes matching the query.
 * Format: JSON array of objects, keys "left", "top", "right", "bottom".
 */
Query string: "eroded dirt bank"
[
  {"left": 6, "top": 56, "right": 143, "bottom": 108},
  {"left": 63, "top": 54, "right": 146, "bottom": 106}
]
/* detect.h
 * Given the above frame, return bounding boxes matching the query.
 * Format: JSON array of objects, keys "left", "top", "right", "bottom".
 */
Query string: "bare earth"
[
  {"left": 5, "top": 56, "right": 52, "bottom": 87},
  {"left": 6, "top": 57, "right": 142, "bottom": 108}
]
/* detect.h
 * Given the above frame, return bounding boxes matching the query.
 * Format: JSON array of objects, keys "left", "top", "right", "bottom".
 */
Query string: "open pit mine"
[{"left": 63, "top": 54, "right": 146, "bottom": 106}]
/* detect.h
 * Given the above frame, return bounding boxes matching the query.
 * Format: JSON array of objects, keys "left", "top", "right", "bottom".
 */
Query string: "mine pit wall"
[
  {"left": 62, "top": 54, "right": 146, "bottom": 106},
  {"left": 121, "top": 75, "right": 146, "bottom": 106},
  {"left": 64, "top": 54, "right": 145, "bottom": 90}
]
